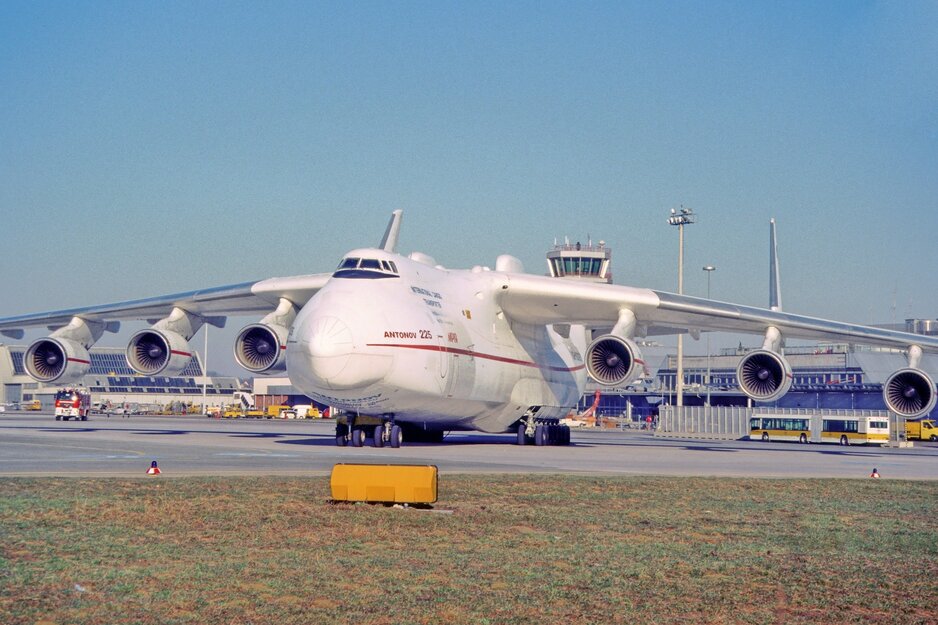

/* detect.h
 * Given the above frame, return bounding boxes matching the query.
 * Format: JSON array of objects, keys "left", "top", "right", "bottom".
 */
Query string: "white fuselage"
[{"left": 285, "top": 249, "right": 588, "bottom": 433}]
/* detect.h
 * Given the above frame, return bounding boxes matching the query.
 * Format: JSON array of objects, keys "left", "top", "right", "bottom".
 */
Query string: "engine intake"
[
  {"left": 586, "top": 335, "right": 643, "bottom": 386},
  {"left": 736, "top": 349, "right": 792, "bottom": 402},
  {"left": 126, "top": 329, "right": 192, "bottom": 375},
  {"left": 24, "top": 338, "right": 90, "bottom": 383},
  {"left": 235, "top": 323, "right": 289, "bottom": 373},
  {"left": 883, "top": 368, "right": 936, "bottom": 419}
]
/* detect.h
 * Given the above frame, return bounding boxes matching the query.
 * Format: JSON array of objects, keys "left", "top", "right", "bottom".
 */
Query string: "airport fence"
[
  {"left": 656, "top": 405, "right": 752, "bottom": 440},
  {"left": 656, "top": 405, "right": 900, "bottom": 442}
]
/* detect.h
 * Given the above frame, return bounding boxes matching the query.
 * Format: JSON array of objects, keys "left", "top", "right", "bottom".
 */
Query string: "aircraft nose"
[
  {"left": 295, "top": 314, "right": 392, "bottom": 390},
  {"left": 306, "top": 316, "right": 355, "bottom": 381}
]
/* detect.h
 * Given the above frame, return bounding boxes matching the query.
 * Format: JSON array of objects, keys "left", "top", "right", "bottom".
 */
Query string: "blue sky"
[{"left": 2, "top": 1, "right": 936, "bottom": 373}]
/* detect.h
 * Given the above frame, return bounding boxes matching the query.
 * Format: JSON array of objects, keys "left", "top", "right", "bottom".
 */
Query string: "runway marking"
[
  {"left": 215, "top": 452, "right": 300, "bottom": 458},
  {"left": 0, "top": 440, "right": 144, "bottom": 456}
]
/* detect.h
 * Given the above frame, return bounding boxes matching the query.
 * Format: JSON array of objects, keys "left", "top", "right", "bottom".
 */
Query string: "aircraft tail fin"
[
  {"left": 769, "top": 218, "right": 782, "bottom": 312},
  {"left": 380, "top": 210, "right": 403, "bottom": 252}
]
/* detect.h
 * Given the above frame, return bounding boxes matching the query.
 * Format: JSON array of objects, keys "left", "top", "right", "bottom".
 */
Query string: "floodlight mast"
[
  {"left": 667, "top": 207, "right": 696, "bottom": 407},
  {"left": 703, "top": 265, "right": 716, "bottom": 408}
]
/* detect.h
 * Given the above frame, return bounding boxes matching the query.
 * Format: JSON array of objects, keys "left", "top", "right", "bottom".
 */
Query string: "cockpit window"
[{"left": 332, "top": 256, "right": 400, "bottom": 279}]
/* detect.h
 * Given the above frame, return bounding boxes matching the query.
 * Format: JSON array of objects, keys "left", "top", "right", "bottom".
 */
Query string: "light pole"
[
  {"left": 201, "top": 325, "right": 208, "bottom": 415},
  {"left": 703, "top": 265, "right": 716, "bottom": 408},
  {"left": 668, "top": 206, "right": 695, "bottom": 407}
]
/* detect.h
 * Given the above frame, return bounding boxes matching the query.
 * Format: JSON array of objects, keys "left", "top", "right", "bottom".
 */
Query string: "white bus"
[{"left": 750, "top": 414, "right": 889, "bottom": 445}]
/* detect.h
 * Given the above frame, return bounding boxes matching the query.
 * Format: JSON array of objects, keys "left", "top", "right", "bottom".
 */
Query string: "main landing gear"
[
  {"left": 336, "top": 415, "right": 403, "bottom": 448},
  {"left": 516, "top": 414, "right": 571, "bottom": 446}
]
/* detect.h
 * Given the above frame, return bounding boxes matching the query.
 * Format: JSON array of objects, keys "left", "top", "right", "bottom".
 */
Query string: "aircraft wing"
[
  {"left": 498, "top": 273, "right": 938, "bottom": 352},
  {"left": 0, "top": 273, "right": 332, "bottom": 337}
]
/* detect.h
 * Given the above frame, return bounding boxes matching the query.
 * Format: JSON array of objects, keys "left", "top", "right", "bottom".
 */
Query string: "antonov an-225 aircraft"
[{"left": 2, "top": 211, "right": 937, "bottom": 448}]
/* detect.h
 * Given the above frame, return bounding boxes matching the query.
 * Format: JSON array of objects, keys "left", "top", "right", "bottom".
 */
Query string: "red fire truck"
[{"left": 54, "top": 388, "right": 91, "bottom": 421}]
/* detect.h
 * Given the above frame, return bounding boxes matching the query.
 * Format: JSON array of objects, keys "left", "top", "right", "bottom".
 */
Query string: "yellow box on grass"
[{"left": 330, "top": 464, "right": 439, "bottom": 504}]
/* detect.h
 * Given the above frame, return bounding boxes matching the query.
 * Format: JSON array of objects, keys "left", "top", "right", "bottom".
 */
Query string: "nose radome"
[
  {"left": 298, "top": 314, "right": 392, "bottom": 390},
  {"left": 306, "top": 316, "right": 354, "bottom": 381}
]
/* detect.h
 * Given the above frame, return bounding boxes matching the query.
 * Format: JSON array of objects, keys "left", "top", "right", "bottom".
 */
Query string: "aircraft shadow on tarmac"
[
  {"left": 25, "top": 425, "right": 335, "bottom": 443},
  {"left": 14, "top": 424, "right": 930, "bottom": 456}
]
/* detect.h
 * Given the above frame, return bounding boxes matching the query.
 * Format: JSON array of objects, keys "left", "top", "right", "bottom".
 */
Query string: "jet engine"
[
  {"left": 736, "top": 349, "right": 793, "bottom": 402},
  {"left": 883, "top": 368, "right": 936, "bottom": 419},
  {"left": 234, "top": 323, "right": 289, "bottom": 373},
  {"left": 24, "top": 338, "right": 90, "bottom": 383},
  {"left": 586, "top": 335, "right": 643, "bottom": 386},
  {"left": 126, "top": 329, "right": 192, "bottom": 375}
]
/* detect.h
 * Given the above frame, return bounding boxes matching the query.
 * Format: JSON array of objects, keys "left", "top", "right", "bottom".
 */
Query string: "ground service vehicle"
[
  {"left": 222, "top": 405, "right": 243, "bottom": 418},
  {"left": 265, "top": 405, "right": 291, "bottom": 418},
  {"left": 750, "top": 415, "right": 889, "bottom": 445},
  {"left": 25, "top": 399, "right": 42, "bottom": 411},
  {"left": 905, "top": 419, "right": 938, "bottom": 441},
  {"left": 292, "top": 404, "right": 320, "bottom": 419},
  {"left": 54, "top": 388, "right": 91, "bottom": 421}
]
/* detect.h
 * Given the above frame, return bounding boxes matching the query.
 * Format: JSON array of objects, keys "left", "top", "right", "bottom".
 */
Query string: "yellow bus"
[
  {"left": 749, "top": 416, "right": 810, "bottom": 443},
  {"left": 749, "top": 415, "right": 889, "bottom": 445},
  {"left": 820, "top": 416, "right": 889, "bottom": 446}
]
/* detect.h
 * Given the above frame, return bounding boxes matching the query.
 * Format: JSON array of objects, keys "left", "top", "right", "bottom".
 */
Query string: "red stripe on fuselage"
[{"left": 365, "top": 343, "right": 585, "bottom": 372}]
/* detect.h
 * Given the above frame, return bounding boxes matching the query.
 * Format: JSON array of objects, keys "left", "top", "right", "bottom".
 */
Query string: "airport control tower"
[{"left": 546, "top": 238, "right": 612, "bottom": 283}]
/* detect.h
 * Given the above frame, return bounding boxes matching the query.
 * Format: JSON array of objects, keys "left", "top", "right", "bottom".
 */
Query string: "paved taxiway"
[{"left": 2, "top": 413, "right": 936, "bottom": 479}]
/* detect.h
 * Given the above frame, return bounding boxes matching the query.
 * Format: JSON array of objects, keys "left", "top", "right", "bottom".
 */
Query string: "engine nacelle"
[
  {"left": 736, "top": 349, "right": 793, "bottom": 402},
  {"left": 24, "top": 338, "right": 91, "bottom": 383},
  {"left": 234, "top": 323, "right": 289, "bottom": 373},
  {"left": 126, "top": 329, "right": 193, "bottom": 376},
  {"left": 586, "top": 335, "right": 643, "bottom": 386},
  {"left": 883, "top": 368, "right": 936, "bottom": 419}
]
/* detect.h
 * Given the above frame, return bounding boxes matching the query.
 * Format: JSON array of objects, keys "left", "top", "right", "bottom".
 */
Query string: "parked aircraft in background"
[{"left": 2, "top": 211, "right": 936, "bottom": 447}]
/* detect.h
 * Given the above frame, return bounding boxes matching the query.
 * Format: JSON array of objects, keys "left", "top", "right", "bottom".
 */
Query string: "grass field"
[{"left": 1, "top": 475, "right": 936, "bottom": 625}]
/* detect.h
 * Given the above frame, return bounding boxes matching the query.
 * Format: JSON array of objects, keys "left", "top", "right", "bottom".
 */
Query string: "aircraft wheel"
[
  {"left": 389, "top": 425, "right": 403, "bottom": 448},
  {"left": 516, "top": 424, "right": 527, "bottom": 446},
  {"left": 761, "top": 432, "right": 769, "bottom": 442},
  {"left": 561, "top": 426, "right": 571, "bottom": 446},
  {"left": 335, "top": 423, "right": 348, "bottom": 446},
  {"left": 534, "top": 425, "right": 547, "bottom": 446},
  {"left": 799, "top": 433, "right": 807, "bottom": 444},
  {"left": 351, "top": 428, "right": 366, "bottom": 447},
  {"left": 840, "top": 435, "right": 849, "bottom": 446},
  {"left": 372, "top": 425, "right": 385, "bottom": 448}
]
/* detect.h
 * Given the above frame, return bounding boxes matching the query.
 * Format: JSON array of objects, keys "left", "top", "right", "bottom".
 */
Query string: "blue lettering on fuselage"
[{"left": 411, "top": 286, "right": 442, "bottom": 299}]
